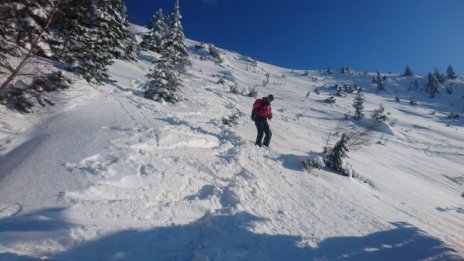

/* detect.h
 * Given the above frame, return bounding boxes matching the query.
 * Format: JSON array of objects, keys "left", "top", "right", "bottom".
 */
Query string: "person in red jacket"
[{"left": 252, "top": 94, "right": 274, "bottom": 147}]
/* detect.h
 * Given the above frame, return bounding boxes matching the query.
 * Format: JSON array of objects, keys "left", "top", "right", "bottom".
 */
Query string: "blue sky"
[{"left": 125, "top": 0, "right": 464, "bottom": 75}]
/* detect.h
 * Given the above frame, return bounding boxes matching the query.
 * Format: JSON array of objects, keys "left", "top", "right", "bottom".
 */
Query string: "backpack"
[{"left": 251, "top": 98, "right": 262, "bottom": 121}]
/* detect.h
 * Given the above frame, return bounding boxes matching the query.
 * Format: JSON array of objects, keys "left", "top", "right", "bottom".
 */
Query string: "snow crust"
[{"left": 0, "top": 37, "right": 463, "bottom": 260}]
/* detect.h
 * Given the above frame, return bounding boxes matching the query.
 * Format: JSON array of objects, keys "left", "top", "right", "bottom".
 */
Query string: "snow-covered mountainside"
[{"left": 1, "top": 28, "right": 463, "bottom": 260}]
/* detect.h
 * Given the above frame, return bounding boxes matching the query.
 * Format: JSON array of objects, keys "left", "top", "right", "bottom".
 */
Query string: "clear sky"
[{"left": 125, "top": 0, "right": 464, "bottom": 75}]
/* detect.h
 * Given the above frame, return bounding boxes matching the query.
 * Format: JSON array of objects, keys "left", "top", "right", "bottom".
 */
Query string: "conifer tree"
[
  {"left": 427, "top": 72, "right": 439, "bottom": 98},
  {"left": 372, "top": 104, "right": 387, "bottom": 122},
  {"left": 433, "top": 68, "right": 446, "bottom": 84},
  {"left": 52, "top": 0, "right": 128, "bottom": 83},
  {"left": 165, "top": 0, "right": 190, "bottom": 70},
  {"left": 144, "top": 46, "right": 182, "bottom": 103},
  {"left": 124, "top": 38, "right": 140, "bottom": 62},
  {"left": 0, "top": 0, "right": 54, "bottom": 57},
  {"left": 353, "top": 89, "right": 365, "bottom": 119},
  {"left": 0, "top": 0, "right": 57, "bottom": 75},
  {"left": 326, "top": 65, "right": 333, "bottom": 75},
  {"left": 447, "top": 65, "right": 457, "bottom": 79},
  {"left": 141, "top": 9, "right": 167, "bottom": 53},
  {"left": 330, "top": 134, "right": 350, "bottom": 175},
  {"left": 403, "top": 65, "right": 414, "bottom": 77},
  {"left": 0, "top": 0, "right": 62, "bottom": 94},
  {"left": 376, "top": 71, "right": 385, "bottom": 90},
  {"left": 0, "top": 31, "right": 15, "bottom": 75}
]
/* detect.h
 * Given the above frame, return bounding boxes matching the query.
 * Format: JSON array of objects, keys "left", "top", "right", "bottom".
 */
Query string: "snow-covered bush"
[
  {"left": 222, "top": 113, "right": 239, "bottom": 127},
  {"left": 325, "top": 95, "right": 336, "bottom": 104},
  {"left": 302, "top": 156, "right": 325, "bottom": 174},
  {"left": 217, "top": 77, "right": 225, "bottom": 85},
  {"left": 262, "top": 72, "right": 270, "bottom": 86},
  {"left": 0, "top": 71, "right": 72, "bottom": 113},
  {"left": 372, "top": 104, "right": 388, "bottom": 122},
  {"left": 247, "top": 87, "right": 257, "bottom": 98},
  {"left": 208, "top": 44, "right": 223, "bottom": 63},
  {"left": 447, "top": 113, "right": 460, "bottom": 119},
  {"left": 229, "top": 83, "right": 239, "bottom": 94},
  {"left": 341, "top": 65, "right": 353, "bottom": 74}
]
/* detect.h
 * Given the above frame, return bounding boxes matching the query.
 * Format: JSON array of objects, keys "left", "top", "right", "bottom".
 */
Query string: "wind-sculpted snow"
[{"left": 0, "top": 34, "right": 463, "bottom": 259}]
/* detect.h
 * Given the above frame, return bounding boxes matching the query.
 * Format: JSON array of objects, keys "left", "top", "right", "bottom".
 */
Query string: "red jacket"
[{"left": 253, "top": 97, "right": 273, "bottom": 119}]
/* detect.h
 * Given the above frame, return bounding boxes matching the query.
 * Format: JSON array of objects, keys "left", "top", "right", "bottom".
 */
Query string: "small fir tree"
[
  {"left": 353, "top": 89, "right": 365, "bottom": 119},
  {"left": 326, "top": 65, "right": 333, "bottom": 75},
  {"left": 376, "top": 71, "right": 385, "bottom": 90},
  {"left": 372, "top": 104, "right": 388, "bottom": 122},
  {"left": 433, "top": 68, "right": 446, "bottom": 84},
  {"left": 427, "top": 72, "right": 439, "bottom": 98},
  {"left": 124, "top": 38, "right": 140, "bottom": 61},
  {"left": 403, "top": 65, "right": 414, "bottom": 77},
  {"left": 144, "top": 46, "right": 182, "bottom": 103},
  {"left": 165, "top": 0, "right": 190, "bottom": 70},
  {"left": 447, "top": 65, "right": 457, "bottom": 80},
  {"left": 141, "top": 9, "right": 167, "bottom": 53},
  {"left": 329, "top": 134, "right": 350, "bottom": 175},
  {"left": 341, "top": 65, "right": 353, "bottom": 74}
]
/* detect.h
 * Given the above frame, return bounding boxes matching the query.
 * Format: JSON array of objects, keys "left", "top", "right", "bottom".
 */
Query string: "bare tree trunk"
[{"left": 0, "top": 0, "right": 62, "bottom": 92}]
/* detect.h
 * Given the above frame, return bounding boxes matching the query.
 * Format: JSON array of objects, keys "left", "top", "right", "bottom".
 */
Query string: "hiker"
[{"left": 251, "top": 94, "right": 274, "bottom": 147}]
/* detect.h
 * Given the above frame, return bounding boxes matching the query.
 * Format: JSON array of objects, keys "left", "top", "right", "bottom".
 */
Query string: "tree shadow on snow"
[
  {"left": 0, "top": 208, "right": 75, "bottom": 260},
  {"left": 267, "top": 154, "right": 306, "bottom": 172},
  {"left": 109, "top": 81, "right": 145, "bottom": 98},
  {"left": 52, "top": 213, "right": 461, "bottom": 261},
  {"left": 436, "top": 206, "right": 464, "bottom": 214},
  {"left": 0, "top": 207, "right": 72, "bottom": 233}
]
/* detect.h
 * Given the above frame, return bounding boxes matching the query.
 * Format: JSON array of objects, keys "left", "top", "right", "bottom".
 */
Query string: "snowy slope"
[{"left": 0, "top": 30, "right": 463, "bottom": 260}]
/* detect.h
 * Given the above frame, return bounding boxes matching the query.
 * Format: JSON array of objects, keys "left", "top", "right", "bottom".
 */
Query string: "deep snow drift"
[{"left": 0, "top": 30, "right": 463, "bottom": 260}]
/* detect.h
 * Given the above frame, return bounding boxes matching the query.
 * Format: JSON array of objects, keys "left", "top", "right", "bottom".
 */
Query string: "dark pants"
[{"left": 254, "top": 118, "right": 272, "bottom": 147}]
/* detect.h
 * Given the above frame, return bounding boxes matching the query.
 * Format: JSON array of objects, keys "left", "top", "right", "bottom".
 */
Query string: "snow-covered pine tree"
[
  {"left": 433, "top": 68, "right": 446, "bottom": 84},
  {"left": 144, "top": 46, "right": 182, "bottom": 103},
  {"left": 141, "top": 9, "right": 167, "bottom": 53},
  {"left": 0, "top": 25, "right": 15, "bottom": 75},
  {"left": 427, "top": 72, "right": 439, "bottom": 98},
  {"left": 341, "top": 65, "right": 353, "bottom": 74},
  {"left": 353, "top": 89, "right": 365, "bottom": 119},
  {"left": 103, "top": 0, "right": 129, "bottom": 60},
  {"left": 326, "top": 65, "right": 333, "bottom": 75},
  {"left": 329, "top": 133, "right": 350, "bottom": 175},
  {"left": 52, "top": 0, "right": 128, "bottom": 83},
  {"left": 165, "top": 0, "right": 190, "bottom": 70},
  {"left": 123, "top": 38, "right": 140, "bottom": 62},
  {"left": 208, "top": 44, "right": 223, "bottom": 63},
  {"left": 372, "top": 104, "right": 387, "bottom": 122},
  {"left": 0, "top": 0, "right": 56, "bottom": 57},
  {"left": 403, "top": 65, "right": 414, "bottom": 77},
  {"left": 376, "top": 71, "right": 385, "bottom": 90},
  {"left": 447, "top": 65, "right": 457, "bottom": 80}
]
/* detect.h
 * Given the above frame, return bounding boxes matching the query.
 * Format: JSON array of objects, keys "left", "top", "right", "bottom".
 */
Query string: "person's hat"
[{"left": 268, "top": 94, "right": 274, "bottom": 101}]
